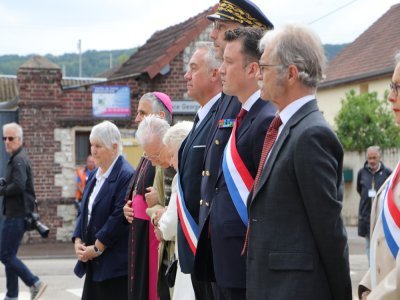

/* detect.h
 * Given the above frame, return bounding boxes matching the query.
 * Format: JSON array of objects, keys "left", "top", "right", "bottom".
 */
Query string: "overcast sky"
[{"left": 0, "top": 0, "right": 398, "bottom": 56}]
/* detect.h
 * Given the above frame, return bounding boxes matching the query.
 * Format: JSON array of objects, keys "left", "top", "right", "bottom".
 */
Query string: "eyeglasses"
[
  {"left": 258, "top": 63, "right": 283, "bottom": 73},
  {"left": 2, "top": 136, "right": 17, "bottom": 142},
  {"left": 390, "top": 82, "right": 400, "bottom": 96},
  {"left": 143, "top": 151, "right": 162, "bottom": 161}
]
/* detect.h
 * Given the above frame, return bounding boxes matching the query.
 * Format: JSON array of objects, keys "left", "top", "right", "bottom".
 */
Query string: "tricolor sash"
[
  {"left": 222, "top": 122, "right": 254, "bottom": 226},
  {"left": 176, "top": 173, "right": 198, "bottom": 255},
  {"left": 382, "top": 161, "right": 400, "bottom": 258}
]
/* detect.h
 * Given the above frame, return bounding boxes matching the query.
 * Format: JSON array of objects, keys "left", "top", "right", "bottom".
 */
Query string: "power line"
[{"left": 307, "top": 0, "right": 360, "bottom": 25}]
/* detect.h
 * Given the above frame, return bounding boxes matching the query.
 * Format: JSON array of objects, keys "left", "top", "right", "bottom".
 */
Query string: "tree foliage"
[
  {"left": 334, "top": 89, "right": 400, "bottom": 151},
  {"left": 0, "top": 48, "right": 136, "bottom": 77}
]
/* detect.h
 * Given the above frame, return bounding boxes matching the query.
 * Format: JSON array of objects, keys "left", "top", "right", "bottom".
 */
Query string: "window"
[{"left": 75, "top": 131, "right": 90, "bottom": 165}]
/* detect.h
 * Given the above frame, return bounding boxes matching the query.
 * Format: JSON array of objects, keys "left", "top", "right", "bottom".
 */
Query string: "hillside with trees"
[
  {"left": 0, "top": 44, "right": 347, "bottom": 78},
  {"left": 0, "top": 48, "right": 136, "bottom": 77}
]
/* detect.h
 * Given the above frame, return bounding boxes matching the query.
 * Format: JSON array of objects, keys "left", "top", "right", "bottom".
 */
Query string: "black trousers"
[
  {"left": 82, "top": 263, "right": 128, "bottom": 300},
  {"left": 191, "top": 273, "right": 214, "bottom": 300},
  {"left": 212, "top": 284, "right": 246, "bottom": 300}
]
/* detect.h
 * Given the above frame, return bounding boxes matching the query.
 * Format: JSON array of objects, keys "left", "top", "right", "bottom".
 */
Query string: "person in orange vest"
[{"left": 75, "top": 155, "right": 95, "bottom": 214}]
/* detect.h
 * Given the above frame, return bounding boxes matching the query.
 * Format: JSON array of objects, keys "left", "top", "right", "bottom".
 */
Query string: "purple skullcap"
[{"left": 153, "top": 91, "right": 173, "bottom": 115}]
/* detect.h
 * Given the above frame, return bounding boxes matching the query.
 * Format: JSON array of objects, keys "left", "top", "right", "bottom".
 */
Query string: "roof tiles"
[
  {"left": 323, "top": 4, "right": 400, "bottom": 87},
  {"left": 111, "top": 5, "right": 218, "bottom": 80}
]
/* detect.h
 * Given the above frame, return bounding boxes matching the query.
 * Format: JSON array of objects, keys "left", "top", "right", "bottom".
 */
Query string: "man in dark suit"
[
  {"left": 246, "top": 24, "right": 352, "bottom": 300},
  {"left": 178, "top": 42, "right": 221, "bottom": 300},
  {"left": 195, "top": 2, "right": 274, "bottom": 292},
  {"left": 195, "top": 27, "right": 276, "bottom": 299}
]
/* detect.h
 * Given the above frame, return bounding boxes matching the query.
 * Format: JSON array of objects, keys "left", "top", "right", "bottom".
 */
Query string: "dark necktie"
[
  {"left": 236, "top": 108, "right": 247, "bottom": 128},
  {"left": 193, "top": 114, "right": 200, "bottom": 129},
  {"left": 253, "top": 115, "right": 283, "bottom": 190},
  {"left": 241, "top": 115, "right": 282, "bottom": 255}
]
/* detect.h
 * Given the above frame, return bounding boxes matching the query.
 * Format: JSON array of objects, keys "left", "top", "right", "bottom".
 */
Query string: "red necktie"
[
  {"left": 236, "top": 108, "right": 247, "bottom": 128},
  {"left": 241, "top": 115, "right": 282, "bottom": 256},
  {"left": 253, "top": 115, "right": 282, "bottom": 190}
]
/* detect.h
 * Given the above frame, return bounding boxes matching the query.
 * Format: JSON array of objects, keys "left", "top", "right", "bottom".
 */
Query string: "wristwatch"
[{"left": 93, "top": 245, "right": 103, "bottom": 256}]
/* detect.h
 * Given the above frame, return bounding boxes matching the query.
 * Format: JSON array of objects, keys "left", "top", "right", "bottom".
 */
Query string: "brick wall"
[{"left": 15, "top": 27, "right": 208, "bottom": 243}]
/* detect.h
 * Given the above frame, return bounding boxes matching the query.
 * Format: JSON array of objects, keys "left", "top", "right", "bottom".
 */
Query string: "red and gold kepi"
[{"left": 208, "top": 0, "right": 274, "bottom": 30}]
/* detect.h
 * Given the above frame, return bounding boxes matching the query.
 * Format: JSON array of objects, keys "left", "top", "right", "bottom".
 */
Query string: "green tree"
[{"left": 334, "top": 89, "right": 400, "bottom": 151}]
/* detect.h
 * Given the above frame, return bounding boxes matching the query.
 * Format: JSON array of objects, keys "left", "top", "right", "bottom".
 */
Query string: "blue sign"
[{"left": 92, "top": 86, "right": 131, "bottom": 118}]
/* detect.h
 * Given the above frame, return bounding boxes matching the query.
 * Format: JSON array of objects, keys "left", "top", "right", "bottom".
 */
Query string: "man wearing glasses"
[
  {"left": 246, "top": 24, "right": 352, "bottom": 299},
  {"left": 0, "top": 122, "right": 47, "bottom": 300}
]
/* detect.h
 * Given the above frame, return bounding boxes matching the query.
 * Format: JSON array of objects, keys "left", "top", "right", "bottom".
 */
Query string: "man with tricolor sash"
[
  {"left": 177, "top": 42, "right": 221, "bottom": 300},
  {"left": 359, "top": 52, "right": 400, "bottom": 300},
  {"left": 194, "top": 1, "right": 274, "bottom": 298},
  {"left": 195, "top": 27, "right": 275, "bottom": 299}
]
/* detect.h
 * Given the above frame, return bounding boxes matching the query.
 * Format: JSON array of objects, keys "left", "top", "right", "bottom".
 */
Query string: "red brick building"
[{"left": 2, "top": 5, "right": 216, "bottom": 242}]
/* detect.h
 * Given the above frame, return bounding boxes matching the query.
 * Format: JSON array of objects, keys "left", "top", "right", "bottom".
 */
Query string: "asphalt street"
[{"left": 0, "top": 226, "right": 367, "bottom": 300}]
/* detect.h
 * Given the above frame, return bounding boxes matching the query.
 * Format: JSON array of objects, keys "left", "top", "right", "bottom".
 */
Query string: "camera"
[{"left": 24, "top": 212, "right": 50, "bottom": 238}]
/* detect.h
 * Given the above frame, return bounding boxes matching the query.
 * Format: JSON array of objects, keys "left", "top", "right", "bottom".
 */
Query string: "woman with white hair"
[
  {"left": 73, "top": 120, "right": 135, "bottom": 300},
  {"left": 154, "top": 121, "right": 195, "bottom": 300}
]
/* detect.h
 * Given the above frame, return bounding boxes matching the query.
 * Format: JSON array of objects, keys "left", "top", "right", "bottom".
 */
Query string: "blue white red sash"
[
  {"left": 176, "top": 173, "right": 198, "bottom": 255},
  {"left": 382, "top": 161, "right": 400, "bottom": 258},
  {"left": 222, "top": 122, "right": 254, "bottom": 226}
]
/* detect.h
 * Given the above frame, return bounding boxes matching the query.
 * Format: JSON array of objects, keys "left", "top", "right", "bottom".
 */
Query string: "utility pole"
[
  {"left": 110, "top": 52, "right": 113, "bottom": 69},
  {"left": 78, "top": 39, "right": 82, "bottom": 77}
]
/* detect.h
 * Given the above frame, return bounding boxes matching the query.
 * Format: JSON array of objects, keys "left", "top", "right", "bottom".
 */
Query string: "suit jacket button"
[
  {"left": 202, "top": 171, "right": 205, "bottom": 176},
  {"left": 205, "top": 202, "right": 209, "bottom": 207},
  {"left": 215, "top": 139, "right": 220, "bottom": 145},
  {"left": 206, "top": 171, "right": 210, "bottom": 176},
  {"left": 200, "top": 199, "right": 203, "bottom": 205}
]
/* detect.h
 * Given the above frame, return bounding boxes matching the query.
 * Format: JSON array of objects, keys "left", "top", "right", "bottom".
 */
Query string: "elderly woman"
[
  {"left": 358, "top": 53, "right": 400, "bottom": 299},
  {"left": 154, "top": 121, "right": 195, "bottom": 300},
  {"left": 123, "top": 91, "right": 173, "bottom": 300},
  {"left": 73, "top": 120, "right": 135, "bottom": 300}
]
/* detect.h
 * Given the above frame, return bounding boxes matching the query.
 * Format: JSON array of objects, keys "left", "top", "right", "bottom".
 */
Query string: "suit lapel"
[
  {"left": 91, "top": 156, "right": 122, "bottom": 211},
  {"left": 251, "top": 100, "right": 319, "bottom": 201},
  {"left": 236, "top": 99, "right": 264, "bottom": 141},
  {"left": 181, "top": 100, "right": 218, "bottom": 170},
  {"left": 202, "top": 94, "right": 233, "bottom": 163}
]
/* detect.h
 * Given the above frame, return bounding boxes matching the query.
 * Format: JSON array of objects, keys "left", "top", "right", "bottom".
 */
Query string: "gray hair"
[
  {"left": 163, "top": 121, "right": 193, "bottom": 151},
  {"left": 367, "top": 145, "right": 381, "bottom": 155},
  {"left": 90, "top": 121, "right": 122, "bottom": 154},
  {"left": 136, "top": 115, "right": 170, "bottom": 146},
  {"left": 3, "top": 122, "right": 23, "bottom": 142},
  {"left": 195, "top": 42, "right": 221, "bottom": 71},
  {"left": 259, "top": 24, "right": 326, "bottom": 88},
  {"left": 139, "top": 93, "right": 172, "bottom": 124}
]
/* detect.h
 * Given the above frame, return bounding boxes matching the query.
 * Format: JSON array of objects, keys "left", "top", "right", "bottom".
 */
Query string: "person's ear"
[
  {"left": 210, "top": 68, "right": 219, "bottom": 82},
  {"left": 248, "top": 62, "right": 260, "bottom": 78},
  {"left": 112, "top": 143, "right": 119, "bottom": 153},
  {"left": 287, "top": 64, "right": 299, "bottom": 83}
]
